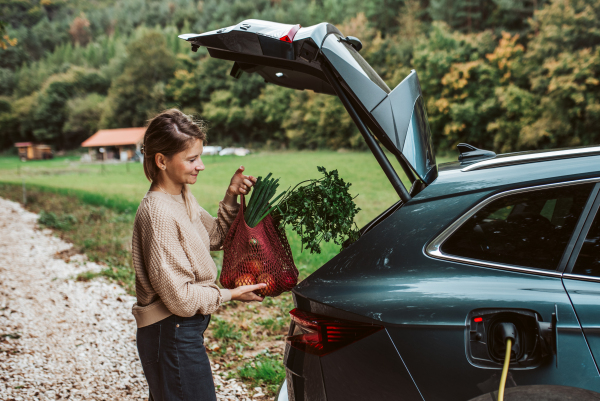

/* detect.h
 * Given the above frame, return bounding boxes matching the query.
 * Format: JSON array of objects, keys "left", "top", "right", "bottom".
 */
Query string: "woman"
[{"left": 131, "top": 109, "right": 265, "bottom": 401}]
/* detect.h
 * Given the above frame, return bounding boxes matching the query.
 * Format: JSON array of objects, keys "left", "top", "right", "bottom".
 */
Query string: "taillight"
[
  {"left": 279, "top": 24, "right": 301, "bottom": 43},
  {"left": 286, "top": 308, "right": 383, "bottom": 356}
]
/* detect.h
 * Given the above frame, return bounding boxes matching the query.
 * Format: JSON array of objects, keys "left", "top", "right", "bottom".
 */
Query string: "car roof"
[
  {"left": 414, "top": 148, "right": 600, "bottom": 203},
  {"left": 461, "top": 145, "right": 600, "bottom": 172}
]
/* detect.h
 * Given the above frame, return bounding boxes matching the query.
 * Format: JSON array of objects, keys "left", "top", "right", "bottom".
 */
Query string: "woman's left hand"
[{"left": 227, "top": 166, "right": 257, "bottom": 197}]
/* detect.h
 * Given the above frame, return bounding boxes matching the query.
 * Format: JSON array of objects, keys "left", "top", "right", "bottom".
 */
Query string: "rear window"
[
  {"left": 442, "top": 183, "right": 594, "bottom": 271},
  {"left": 338, "top": 37, "right": 390, "bottom": 94}
]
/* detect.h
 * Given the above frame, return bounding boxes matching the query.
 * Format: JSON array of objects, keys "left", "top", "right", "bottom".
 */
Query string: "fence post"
[
  {"left": 22, "top": 178, "right": 26, "bottom": 205},
  {"left": 126, "top": 161, "right": 130, "bottom": 173}
]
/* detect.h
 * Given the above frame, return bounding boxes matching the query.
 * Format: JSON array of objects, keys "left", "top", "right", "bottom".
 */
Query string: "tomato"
[
  {"left": 256, "top": 273, "right": 277, "bottom": 297},
  {"left": 245, "top": 259, "right": 263, "bottom": 276},
  {"left": 281, "top": 272, "right": 297, "bottom": 291},
  {"left": 220, "top": 273, "right": 234, "bottom": 289},
  {"left": 234, "top": 273, "right": 256, "bottom": 287}
]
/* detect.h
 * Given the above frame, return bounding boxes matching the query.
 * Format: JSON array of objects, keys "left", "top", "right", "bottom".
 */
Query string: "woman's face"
[{"left": 163, "top": 139, "right": 205, "bottom": 186}]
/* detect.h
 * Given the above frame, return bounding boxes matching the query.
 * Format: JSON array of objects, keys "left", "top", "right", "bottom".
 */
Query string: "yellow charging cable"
[{"left": 498, "top": 338, "right": 512, "bottom": 401}]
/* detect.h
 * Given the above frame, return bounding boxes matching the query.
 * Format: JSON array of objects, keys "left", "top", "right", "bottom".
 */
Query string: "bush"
[{"left": 38, "top": 210, "right": 78, "bottom": 230}]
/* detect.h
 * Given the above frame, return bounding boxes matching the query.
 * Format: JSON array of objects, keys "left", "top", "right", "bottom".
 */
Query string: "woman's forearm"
[{"left": 223, "top": 190, "right": 237, "bottom": 207}]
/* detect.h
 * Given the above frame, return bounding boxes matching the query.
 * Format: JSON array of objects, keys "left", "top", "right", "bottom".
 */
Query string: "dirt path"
[{"left": 0, "top": 198, "right": 251, "bottom": 401}]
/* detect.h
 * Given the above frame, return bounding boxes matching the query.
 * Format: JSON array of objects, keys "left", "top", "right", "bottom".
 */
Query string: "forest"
[{"left": 1, "top": 0, "right": 599, "bottom": 154}]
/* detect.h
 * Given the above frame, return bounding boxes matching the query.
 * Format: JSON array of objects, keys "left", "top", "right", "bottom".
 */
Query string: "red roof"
[
  {"left": 14, "top": 142, "right": 33, "bottom": 147},
  {"left": 81, "top": 128, "right": 146, "bottom": 147}
]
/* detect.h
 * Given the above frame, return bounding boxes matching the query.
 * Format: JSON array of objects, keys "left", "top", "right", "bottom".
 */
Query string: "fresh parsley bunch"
[{"left": 275, "top": 166, "right": 361, "bottom": 254}]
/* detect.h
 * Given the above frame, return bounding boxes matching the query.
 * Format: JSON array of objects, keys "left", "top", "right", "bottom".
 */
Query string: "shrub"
[{"left": 38, "top": 210, "right": 78, "bottom": 230}]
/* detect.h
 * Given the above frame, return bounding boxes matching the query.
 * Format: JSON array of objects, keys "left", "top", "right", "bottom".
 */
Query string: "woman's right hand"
[{"left": 230, "top": 283, "right": 267, "bottom": 302}]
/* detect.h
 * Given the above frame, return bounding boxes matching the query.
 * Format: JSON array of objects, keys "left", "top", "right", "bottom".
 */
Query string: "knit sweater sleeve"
[
  {"left": 200, "top": 201, "right": 240, "bottom": 251},
  {"left": 141, "top": 207, "right": 223, "bottom": 317}
]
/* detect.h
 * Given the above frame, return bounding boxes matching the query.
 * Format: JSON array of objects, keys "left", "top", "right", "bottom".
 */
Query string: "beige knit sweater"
[{"left": 131, "top": 191, "right": 239, "bottom": 328}]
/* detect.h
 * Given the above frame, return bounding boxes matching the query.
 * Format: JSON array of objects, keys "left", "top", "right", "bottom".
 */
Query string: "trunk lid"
[{"left": 179, "top": 18, "right": 438, "bottom": 187}]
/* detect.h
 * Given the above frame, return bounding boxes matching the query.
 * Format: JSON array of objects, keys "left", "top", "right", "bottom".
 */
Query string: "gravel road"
[{"left": 0, "top": 198, "right": 251, "bottom": 401}]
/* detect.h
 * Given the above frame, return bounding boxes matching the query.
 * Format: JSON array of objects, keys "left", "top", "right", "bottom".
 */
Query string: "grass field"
[
  {"left": 0, "top": 151, "right": 452, "bottom": 274},
  {"left": 0, "top": 151, "right": 412, "bottom": 224}
]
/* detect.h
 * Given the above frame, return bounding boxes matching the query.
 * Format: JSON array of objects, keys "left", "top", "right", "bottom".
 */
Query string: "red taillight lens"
[
  {"left": 286, "top": 308, "right": 383, "bottom": 356},
  {"left": 279, "top": 24, "right": 301, "bottom": 43}
]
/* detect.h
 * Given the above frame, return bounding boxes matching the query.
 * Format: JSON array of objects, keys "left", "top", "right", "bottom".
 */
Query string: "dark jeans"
[{"left": 136, "top": 314, "right": 217, "bottom": 401}]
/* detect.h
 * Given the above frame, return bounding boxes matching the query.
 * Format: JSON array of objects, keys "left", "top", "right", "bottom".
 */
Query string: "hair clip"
[{"left": 140, "top": 144, "right": 145, "bottom": 154}]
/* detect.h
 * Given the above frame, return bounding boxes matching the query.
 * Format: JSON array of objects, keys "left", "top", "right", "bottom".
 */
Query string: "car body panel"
[
  {"left": 285, "top": 344, "right": 327, "bottom": 401},
  {"left": 386, "top": 312, "right": 600, "bottom": 401},
  {"left": 319, "top": 329, "right": 423, "bottom": 400},
  {"left": 383, "top": 278, "right": 600, "bottom": 401},
  {"left": 563, "top": 279, "right": 600, "bottom": 370},
  {"left": 293, "top": 170, "right": 600, "bottom": 399},
  {"left": 293, "top": 188, "right": 589, "bottom": 326}
]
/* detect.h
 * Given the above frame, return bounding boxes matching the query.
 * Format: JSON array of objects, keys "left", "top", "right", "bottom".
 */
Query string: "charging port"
[{"left": 466, "top": 309, "right": 555, "bottom": 369}]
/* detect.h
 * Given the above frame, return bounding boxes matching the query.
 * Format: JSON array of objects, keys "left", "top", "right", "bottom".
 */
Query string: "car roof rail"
[{"left": 461, "top": 145, "right": 600, "bottom": 172}]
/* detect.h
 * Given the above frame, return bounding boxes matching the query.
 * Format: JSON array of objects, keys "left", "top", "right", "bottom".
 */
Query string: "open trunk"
[{"left": 179, "top": 19, "right": 438, "bottom": 204}]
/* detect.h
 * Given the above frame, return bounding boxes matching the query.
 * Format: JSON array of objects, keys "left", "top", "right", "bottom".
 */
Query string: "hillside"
[{"left": 1, "top": 0, "right": 600, "bottom": 153}]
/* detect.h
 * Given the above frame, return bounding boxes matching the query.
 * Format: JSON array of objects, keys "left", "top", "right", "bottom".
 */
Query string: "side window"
[
  {"left": 572, "top": 208, "right": 600, "bottom": 277},
  {"left": 442, "top": 184, "right": 594, "bottom": 271}
]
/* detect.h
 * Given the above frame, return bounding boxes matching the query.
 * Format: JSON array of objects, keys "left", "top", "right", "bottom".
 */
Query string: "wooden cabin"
[
  {"left": 81, "top": 128, "right": 145, "bottom": 161},
  {"left": 14, "top": 142, "right": 53, "bottom": 161}
]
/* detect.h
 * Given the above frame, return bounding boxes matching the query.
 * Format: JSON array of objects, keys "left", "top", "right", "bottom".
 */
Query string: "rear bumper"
[{"left": 284, "top": 328, "right": 423, "bottom": 401}]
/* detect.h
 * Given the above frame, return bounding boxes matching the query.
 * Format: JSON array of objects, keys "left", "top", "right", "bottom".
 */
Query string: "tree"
[
  {"left": 0, "top": 96, "right": 19, "bottom": 148},
  {"left": 69, "top": 14, "right": 92, "bottom": 46},
  {"left": 428, "top": 0, "right": 490, "bottom": 32},
  {"left": 365, "top": 0, "right": 406, "bottom": 35},
  {"left": 0, "top": 21, "right": 18, "bottom": 50},
  {"left": 0, "top": 68, "right": 15, "bottom": 96},
  {"left": 101, "top": 30, "right": 176, "bottom": 128},
  {"left": 518, "top": 0, "right": 600, "bottom": 149},
  {"left": 32, "top": 76, "right": 76, "bottom": 145},
  {"left": 429, "top": 0, "right": 544, "bottom": 33},
  {"left": 63, "top": 93, "right": 106, "bottom": 145},
  {"left": 413, "top": 22, "right": 499, "bottom": 150}
]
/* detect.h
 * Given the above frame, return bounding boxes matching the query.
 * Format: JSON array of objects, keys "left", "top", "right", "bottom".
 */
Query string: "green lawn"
[
  {"left": 0, "top": 151, "right": 452, "bottom": 274},
  {"left": 0, "top": 151, "right": 410, "bottom": 223}
]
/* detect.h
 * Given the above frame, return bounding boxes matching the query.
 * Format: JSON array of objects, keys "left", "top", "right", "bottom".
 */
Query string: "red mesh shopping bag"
[{"left": 221, "top": 195, "right": 298, "bottom": 297}]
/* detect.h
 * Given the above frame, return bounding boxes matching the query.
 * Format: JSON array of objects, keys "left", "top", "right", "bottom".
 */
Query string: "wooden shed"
[
  {"left": 81, "top": 128, "right": 145, "bottom": 161},
  {"left": 14, "top": 142, "right": 53, "bottom": 161}
]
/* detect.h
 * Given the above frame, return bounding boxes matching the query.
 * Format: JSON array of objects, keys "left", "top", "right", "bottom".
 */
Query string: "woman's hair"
[{"left": 142, "top": 109, "right": 207, "bottom": 220}]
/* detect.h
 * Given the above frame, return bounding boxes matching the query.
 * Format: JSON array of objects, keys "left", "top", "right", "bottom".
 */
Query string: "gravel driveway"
[{"left": 0, "top": 198, "right": 251, "bottom": 401}]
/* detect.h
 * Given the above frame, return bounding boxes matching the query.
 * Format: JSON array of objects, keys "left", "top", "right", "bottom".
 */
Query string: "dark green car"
[{"left": 180, "top": 19, "right": 600, "bottom": 401}]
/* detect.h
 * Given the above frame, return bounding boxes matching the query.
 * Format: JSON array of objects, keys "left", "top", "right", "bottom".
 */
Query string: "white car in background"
[
  {"left": 218, "top": 147, "right": 250, "bottom": 156},
  {"left": 203, "top": 145, "right": 222, "bottom": 155}
]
